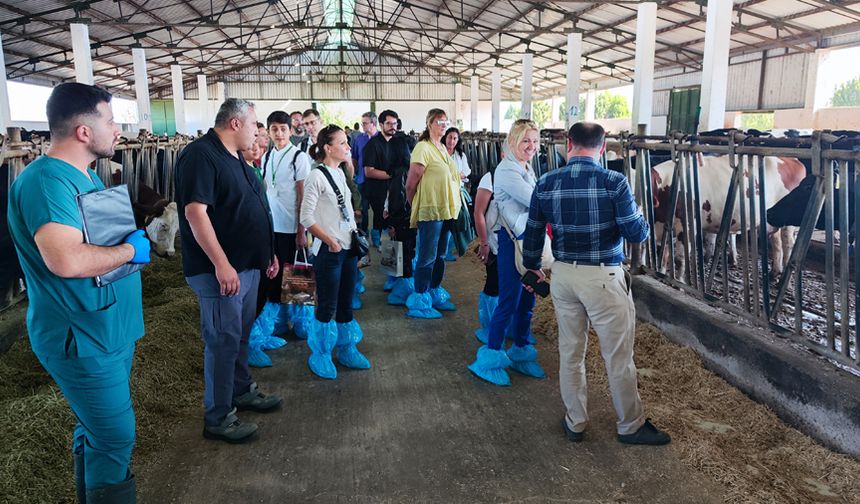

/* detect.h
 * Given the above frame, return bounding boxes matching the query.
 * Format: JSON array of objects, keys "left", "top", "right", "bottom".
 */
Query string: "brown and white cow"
[
  {"left": 111, "top": 170, "right": 179, "bottom": 257},
  {"left": 651, "top": 154, "right": 806, "bottom": 280}
]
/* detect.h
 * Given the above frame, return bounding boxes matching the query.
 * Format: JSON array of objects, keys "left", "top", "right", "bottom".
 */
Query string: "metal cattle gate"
[{"left": 460, "top": 130, "right": 859, "bottom": 372}]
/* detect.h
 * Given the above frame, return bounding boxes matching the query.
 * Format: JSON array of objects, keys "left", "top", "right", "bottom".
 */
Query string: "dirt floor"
[{"left": 2, "top": 248, "right": 860, "bottom": 503}]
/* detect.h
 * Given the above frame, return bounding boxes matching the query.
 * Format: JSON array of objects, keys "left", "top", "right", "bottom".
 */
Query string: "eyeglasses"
[
  {"left": 435, "top": 120, "right": 451, "bottom": 126},
  {"left": 383, "top": 121, "right": 398, "bottom": 127}
]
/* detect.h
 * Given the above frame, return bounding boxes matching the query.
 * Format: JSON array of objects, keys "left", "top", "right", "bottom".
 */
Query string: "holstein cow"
[
  {"left": 651, "top": 154, "right": 806, "bottom": 280},
  {"left": 111, "top": 170, "right": 179, "bottom": 257}
]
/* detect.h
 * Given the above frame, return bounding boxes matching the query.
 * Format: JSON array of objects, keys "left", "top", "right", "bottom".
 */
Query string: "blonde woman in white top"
[{"left": 299, "top": 125, "right": 371, "bottom": 380}]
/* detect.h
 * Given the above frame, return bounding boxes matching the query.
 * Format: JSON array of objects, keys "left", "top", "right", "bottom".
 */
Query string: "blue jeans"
[
  {"left": 314, "top": 244, "right": 357, "bottom": 323},
  {"left": 414, "top": 220, "right": 453, "bottom": 293},
  {"left": 488, "top": 229, "right": 535, "bottom": 350},
  {"left": 186, "top": 269, "right": 259, "bottom": 426},
  {"left": 38, "top": 342, "right": 136, "bottom": 490}
]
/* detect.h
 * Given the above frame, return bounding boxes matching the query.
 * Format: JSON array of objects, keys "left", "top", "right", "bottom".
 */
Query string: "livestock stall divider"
[{"left": 460, "top": 129, "right": 859, "bottom": 372}]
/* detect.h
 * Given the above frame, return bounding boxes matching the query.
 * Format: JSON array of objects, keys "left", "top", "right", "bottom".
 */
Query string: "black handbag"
[{"left": 315, "top": 166, "right": 368, "bottom": 258}]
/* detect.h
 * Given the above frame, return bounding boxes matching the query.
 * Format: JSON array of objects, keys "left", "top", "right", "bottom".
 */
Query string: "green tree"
[
  {"left": 738, "top": 112, "right": 774, "bottom": 131},
  {"left": 318, "top": 103, "right": 361, "bottom": 129},
  {"left": 504, "top": 104, "right": 521, "bottom": 120},
  {"left": 532, "top": 101, "right": 551, "bottom": 129},
  {"left": 557, "top": 96, "right": 587, "bottom": 122},
  {"left": 830, "top": 76, "right": 860, "bottom": 107},
  {"left": 595, "top": 93, "right": 630, "bottom": 119}
]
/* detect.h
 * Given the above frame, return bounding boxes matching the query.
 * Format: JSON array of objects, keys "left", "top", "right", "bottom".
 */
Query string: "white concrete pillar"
[
  {"left": 131, "top": 48, "right": 152, "bottom": 132},
  {"left": 566, "top": 33, "right": 582, "bottom": 128},
  {"left": 0, "top": 34, "right": 12, "bottom": 131},
  {"left": 470, "top": 75, "right": 479, "bottom": 131},
  {"left": 585, "top": 89, "right": 596, "bottom": 121},
  {"left": 454, "top": 82, "right": 462, "bottom": 127},
  {"left": 491, "top": 67, "right": 501, "bottom": 132},
  {"left": 197, "top": 74, "right": 209, "bottom": 128},
  {"left": 631, "top": 2, "right": 657, "bottom": 133},
  {"left": 216, "top": 82, "right": 226, "bottom": 103},
  {"left": 698, "top": 0, "right": 734, "bottom": 132},
  {"left": 550, "top": 96, "right": 561, "bottom": 126},
  {"left": 520, "top": 53, "right": 534, "bottom": 119},
  {"left": 171, "top": 65, "right": 186, "bottom": 134},
  {"left": 70, "top": 23, "right": 94, "bottom": 85}
]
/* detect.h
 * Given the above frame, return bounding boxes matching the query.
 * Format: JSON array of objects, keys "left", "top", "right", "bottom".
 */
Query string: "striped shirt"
[{"left": 522, "top": 156, "right": 648, "bottom": 269}]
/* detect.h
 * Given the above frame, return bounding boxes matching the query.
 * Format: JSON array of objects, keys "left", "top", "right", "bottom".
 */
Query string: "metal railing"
[{"left": 460, "top": 128, "right": 859, "bottom": 371}]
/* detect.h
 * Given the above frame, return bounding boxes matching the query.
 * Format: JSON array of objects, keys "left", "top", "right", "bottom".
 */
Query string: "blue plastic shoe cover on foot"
[
  {"left": 405, "top": 292, "right": 442, "bottom": 319},
  {"left": 430, "top": 286, "right": 456, "bottom": 311},
  {"left": 308, "top": 319, "right": 337, "bottom": 379},
  {"left": 352, "top": 293, "right": 363, "bottom": 310},
  {"left": 248, "top": 346, "right": 273, "bottom": 368},
  {"left": 467, "top": 345, "right": 512, "bottom": 386},
  {"left": 506, "top": 344, "right": 546, "bottom": 379},
  {"left": 289, "top": 304, "right": 314, "bottom": 339},
  {"left": 371, "top": 229, "right": 381, "bottom": 248},
  {"left": 387, "top": 277, "right": 414, "bottom": 306},
  {"left": 474, "top": 292, "right": 498, "bottom": 344},
  {"left": 355, "top": 269, "right": 366, "bottom": 294},
  {"left": 336, "top": 321, "right": 371, "bottom": 369},
  {"left": 383, "top": 275, "right": 396, "bottom": 292}
]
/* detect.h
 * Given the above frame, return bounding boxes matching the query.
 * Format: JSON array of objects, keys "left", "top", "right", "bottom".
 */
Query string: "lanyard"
[{"left": 269, "top": 145, "right": 293, "bottom": 185}]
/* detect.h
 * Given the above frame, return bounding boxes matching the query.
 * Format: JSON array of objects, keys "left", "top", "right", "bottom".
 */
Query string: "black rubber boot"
[
  {"left": 73, "top": 448, "right": 86, "bottom": 504},
  {"left": 85, "top": 473, "right": 136, "bottom": 504}
]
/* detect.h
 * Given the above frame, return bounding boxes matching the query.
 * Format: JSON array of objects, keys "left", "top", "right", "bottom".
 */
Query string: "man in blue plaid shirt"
[{"left": 522, "top": 122, "right": 670, "bottom": 446}]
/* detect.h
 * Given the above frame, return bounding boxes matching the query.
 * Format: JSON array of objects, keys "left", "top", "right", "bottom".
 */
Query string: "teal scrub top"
[{"left": 7, "top": 155, "right": 145, "bottom": 358}]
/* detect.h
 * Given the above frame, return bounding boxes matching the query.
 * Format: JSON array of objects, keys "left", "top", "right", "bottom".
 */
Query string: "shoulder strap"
[
  {"left": 314, "top": 165, "right": 346, "bottom": 211},
  {"left": 291, "top": 150, "right": 301, "bottom": 181},
  {"left": 262, "top": 149, "right": 272, "bottom": 179}
]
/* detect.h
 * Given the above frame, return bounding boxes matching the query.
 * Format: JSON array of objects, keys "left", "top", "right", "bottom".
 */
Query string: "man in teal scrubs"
[{"left": 7, "top": 83, "right": 150, "bottom": 503}]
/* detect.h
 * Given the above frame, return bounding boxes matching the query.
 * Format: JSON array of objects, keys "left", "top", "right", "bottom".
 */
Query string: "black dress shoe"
[
  {"left": 617, "top": 418, "right": 671, "bottom": 445},
  {"left": 561, "top": 418, "right": 584, "bottom": 442}
]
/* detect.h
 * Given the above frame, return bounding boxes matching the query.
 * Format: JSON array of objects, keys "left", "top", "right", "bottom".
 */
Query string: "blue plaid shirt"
[{"left": 522, "top": 156, "right": 649, "bottom": 269}]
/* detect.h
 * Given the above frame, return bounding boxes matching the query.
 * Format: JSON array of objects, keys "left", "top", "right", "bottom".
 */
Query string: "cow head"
[{"left": 145, "top": 202, "right": 179, "bottom": 257}]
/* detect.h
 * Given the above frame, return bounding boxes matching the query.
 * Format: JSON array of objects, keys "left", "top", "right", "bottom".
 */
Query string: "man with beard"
[
  {"left": 175, "top": 98, "right": 283, "bottom": 445},
  {"left": 7, "top": 83, "right": 150, "bottom": 503},
  {"left": 290, "top": 110, "right": 307, "bottom": 149}
]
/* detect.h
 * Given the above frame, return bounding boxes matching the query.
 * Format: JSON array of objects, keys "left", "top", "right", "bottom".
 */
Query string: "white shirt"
[
  {"left": 300, "top": 164, "right": 357, "bottom": 255},
  {"left": 264, "top": 144, "right": 311, "bottom": 233},
  {"left": 493, "top": 154, "right": 536, "bottom": 237},
  {"left": 453, "top": 151, "right": 471, "bottom": 182},
  {"left": 477, "top": 171, "right": 500, "bottom": 254}
]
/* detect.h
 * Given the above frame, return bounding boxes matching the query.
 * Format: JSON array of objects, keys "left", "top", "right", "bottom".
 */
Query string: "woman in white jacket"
[
  {"left": 300, "top": 125, "right": 371, "bottom": 380},
  {"left": 468, "top": 119, "right": 545, "bottom": 386}
]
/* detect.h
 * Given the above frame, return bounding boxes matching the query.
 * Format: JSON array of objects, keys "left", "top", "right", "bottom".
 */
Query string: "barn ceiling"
[{"left": 2, "top": 0, "right": 860, "bottom": 100}]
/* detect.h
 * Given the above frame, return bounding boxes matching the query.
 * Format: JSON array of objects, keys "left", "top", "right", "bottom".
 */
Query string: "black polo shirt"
[
  {"left": 362, "top": 133, "right": 412, "bottom": 196},
  {"left": 175, "top": 129, "right": 274, "bottom": 277}
]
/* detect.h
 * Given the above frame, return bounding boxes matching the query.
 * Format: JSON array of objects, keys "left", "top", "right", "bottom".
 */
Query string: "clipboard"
[{"left": 76, "top": 184, "right": 146, "bottom": 287}]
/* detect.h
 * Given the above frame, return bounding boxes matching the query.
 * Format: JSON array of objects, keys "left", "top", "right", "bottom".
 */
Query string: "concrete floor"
[{"left": 139, "top": 255, "right": 726, "bottom": 503}]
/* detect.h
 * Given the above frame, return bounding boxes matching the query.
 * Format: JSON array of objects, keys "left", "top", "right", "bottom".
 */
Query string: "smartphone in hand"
[{"left": 521, "top": 270, "right": 550, "bottom": 298}]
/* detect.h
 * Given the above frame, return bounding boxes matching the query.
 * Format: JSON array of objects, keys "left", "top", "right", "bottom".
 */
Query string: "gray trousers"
[{"left": 186, "top": 269, "right": 260, "bottom": 426}]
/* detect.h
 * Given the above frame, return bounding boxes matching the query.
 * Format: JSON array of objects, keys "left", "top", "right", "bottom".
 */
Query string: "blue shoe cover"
[
  {"left": 262, "top": 336, "right": 287, "bottom": 350},
  {"left": 387, "top": 277, "right": 414, "bottom": 306},
  {"left": 308, "top": 319, "right": 337, "bottom": 379},
  {"left": 383, "top": 275, "right": 396, "bottom": 292},
  {"left": 336, "top": 321, "right": 371, "bottom": 369},
  {"left": 506, "top": 344, "right": 546, "bottom": 379},
  {"left": 352, "top": 293, "right": 363, "bottom": 310},
  {"left": 290, "top": 304, "right": 314, "bottom": 340},
  {"left": 405, "top": 292, "right": 442, "bottom": 319},
  {"left": 474, "top": 292, "right": 498, "bottom": 343},
  {"left": 248, "top": 346, "right": 273, "bottom": 368},
  {"left": 467, "top": 346, "right": 512, "bottom": 386},
  {"left": 430, "top": 287, "right": 456, "bottom": 311},
  {"left": 272, "top": 303, "right": 291, "bottom": 336},
  {"left": 371, "top": 229, "right": 381, "bottom": 248},
  {"left": 355, "top": 269, "right": 366, "bottom": 294},
  {"left": 443, "top": 254, "right": 457, "bottom": 262}
]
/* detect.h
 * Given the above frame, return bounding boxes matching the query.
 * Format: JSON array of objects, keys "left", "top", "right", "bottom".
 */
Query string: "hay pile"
[
  {"left": 532, "top": 295, "right": 860, "bottom": 503},
  {"left": 0, "top": 254, "right": 204, "bottom": 504}
]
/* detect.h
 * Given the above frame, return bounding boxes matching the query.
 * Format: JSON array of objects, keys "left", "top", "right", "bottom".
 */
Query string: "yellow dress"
[{"left": 409, "top": 140, "right": 462, "bottom": 228}]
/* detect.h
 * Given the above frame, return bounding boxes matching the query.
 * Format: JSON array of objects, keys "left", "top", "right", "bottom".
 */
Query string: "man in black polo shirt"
[
  {"left": 363, "top": 110, "right": 415, "bottom": 301},
  {"left": 175, "top": 98, "right": 283, "bottom": 444}
]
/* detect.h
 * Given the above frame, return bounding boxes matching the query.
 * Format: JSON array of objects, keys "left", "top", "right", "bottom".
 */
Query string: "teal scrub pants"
[{"left": 37, "top": 341, "right": 136, "bottom": 491}]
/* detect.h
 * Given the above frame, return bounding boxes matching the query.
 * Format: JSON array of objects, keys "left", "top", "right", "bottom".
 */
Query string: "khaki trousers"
[{"left": 551, "top": 262, "right": 645, "bottom": 435}]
